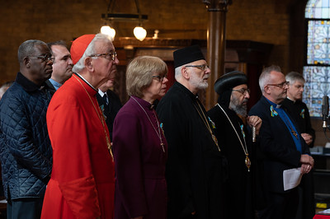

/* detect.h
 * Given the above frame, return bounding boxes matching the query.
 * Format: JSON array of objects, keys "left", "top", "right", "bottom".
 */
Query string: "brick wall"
[
  {"left": 0, "top": 0, "right": 297, "bottom": 84},
  {"left": 1, "top": 0, "right": 326, "bottom": 145}
]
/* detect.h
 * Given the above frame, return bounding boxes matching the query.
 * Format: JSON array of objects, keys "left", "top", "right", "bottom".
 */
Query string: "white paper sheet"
[
  {"left": 283, "top": 167, "right": 302, "bottom": 191},
  {"left": 0, "top": 199, "right": 6, "bottom": 203}
]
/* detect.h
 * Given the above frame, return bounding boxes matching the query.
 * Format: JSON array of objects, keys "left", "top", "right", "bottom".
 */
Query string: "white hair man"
[
  {"left": 156, "top": 45, "right": 226, "bottom": 219},
  {"left": 249, "top": 65, "right": 314, "bottom": 219},
  {"left": 41, "top": 34, "right": 119, "bottom": 219}
]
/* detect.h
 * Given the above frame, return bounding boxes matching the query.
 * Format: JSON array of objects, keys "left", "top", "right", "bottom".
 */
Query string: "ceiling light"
[
  {"left": 133, "top": 26, "right": 147, "bottom": 41},
  {"left": 100, "top": 25, "right": 116, "bottom": 41}
]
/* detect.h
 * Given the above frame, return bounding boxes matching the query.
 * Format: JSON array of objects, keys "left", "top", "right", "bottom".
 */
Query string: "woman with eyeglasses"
[{"left": 112, "top": 56, "right": 169, "bottom": 219}]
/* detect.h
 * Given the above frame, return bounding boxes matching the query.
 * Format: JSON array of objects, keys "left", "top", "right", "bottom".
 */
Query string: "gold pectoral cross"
[
  {"left": 245, "top": 155, "right": 251, "bottom": 172},
  {"left": 291, "top": 129, "right": 298, "bottom": 139}
]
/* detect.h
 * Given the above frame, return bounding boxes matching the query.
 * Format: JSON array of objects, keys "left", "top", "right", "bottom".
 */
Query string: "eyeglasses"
[
  {"left": 90, "top": 51, "right": 117, "bottom": 61},
  {"left": 232, "top": 88, "right": 250, "bottom": 95},
  {"left": 152, "top": 75, "right": 166, "bottom": 82},
  {"left": 185, "top": 64, "right": 209, "bottom": 71},
  {"left": 267, "top": 81, "right": 289, "bottom": 88},
  {"left": 293, "top": 85, "right": 304, "bottom": 89},
  {"left": 30, "top": 54, "right": 54, "bottom": 63}
]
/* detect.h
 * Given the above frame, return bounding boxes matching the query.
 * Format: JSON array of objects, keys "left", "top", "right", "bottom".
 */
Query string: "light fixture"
[
  {"left": 133, "top": 26, "right": 147, "bottom": 41},
  {"left": 101, "top": 0, "right": 148, "bottom": 41},
  {"left": 100, "top": 25, "right": 116, "bottom": 41},
  {"left": 152, "top": 30, "right": 159, "bottom": 39}
]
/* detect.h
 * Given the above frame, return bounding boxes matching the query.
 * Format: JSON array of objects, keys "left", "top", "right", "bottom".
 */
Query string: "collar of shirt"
[
  {"left": 287, "top": 97, "right": 296, "bottom": 103},
  {"left": 174, "top": 81, "right": 199, "bottom": 102},
  {"left": 98, "top": 89, "right": 106, "bottom": 97},
  {"left": 16, "top": 72, "right": 43, "bottom": 92},
  {"left": 74, "top": 73, "right": 97, "bottom": 91},
  {"left": 48, "top": 78, "right": 62, "bottom": 90},
  {"left": 131, "top": 95, "right": 153, "bottom": 110},
  {"left": 265, "top": 97, "right": 282, "bottom": 108}
]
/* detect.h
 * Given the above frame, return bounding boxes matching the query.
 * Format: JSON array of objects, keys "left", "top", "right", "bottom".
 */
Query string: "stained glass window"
[
  {"left": 303, "top": 0, "right": 330, "bottom": 117},
  {"left": 307, "top": 20, "right": 330, "bottom": 65},
  {"left": 306, "top": 0, "right": 330, "bottom": 18},
  {"left": 303, "top": 66, "right": 330, "bottom": 116}
]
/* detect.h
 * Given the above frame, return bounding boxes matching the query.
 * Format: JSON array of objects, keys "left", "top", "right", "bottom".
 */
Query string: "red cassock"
[{"left": 41, "top": 74, "right": 115, "bottom": 219}]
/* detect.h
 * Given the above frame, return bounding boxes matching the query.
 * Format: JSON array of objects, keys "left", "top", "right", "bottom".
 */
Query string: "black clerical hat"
[
  {"left": 214, "top": 71, "right": 247, "bottom": 95},
  {"left": 173, "top": 45, "right": 205, "bottom": 68}
]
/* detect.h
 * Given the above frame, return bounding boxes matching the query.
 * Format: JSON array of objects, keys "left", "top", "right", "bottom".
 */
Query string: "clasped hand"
[{"left": 300, "top": 154, "right": 314, "bottom": 174}]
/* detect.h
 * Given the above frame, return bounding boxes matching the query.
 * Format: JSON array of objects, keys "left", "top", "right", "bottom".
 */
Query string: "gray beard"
[{"left": 230, "top": 102, "right": 248, "bottom": 117}]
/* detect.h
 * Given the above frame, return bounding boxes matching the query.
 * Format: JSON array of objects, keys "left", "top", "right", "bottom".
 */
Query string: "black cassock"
[
  {"left": 157, "top": 82, "right": 227, "bottom": 219},
  {"left": 281, "top": 98, "right": 315, "bottom": 147},
  {"left": 208, "top": 104, "right": 256, "bottom": 219}
]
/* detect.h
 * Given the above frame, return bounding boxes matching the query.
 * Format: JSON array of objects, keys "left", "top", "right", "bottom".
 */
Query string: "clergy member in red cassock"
[{"left": 41, "top": 33, "right": 119, "bottom": 219}]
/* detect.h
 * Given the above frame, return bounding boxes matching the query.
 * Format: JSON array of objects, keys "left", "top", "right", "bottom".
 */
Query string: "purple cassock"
[{"left": 112, "top": 96, "right": 168, "bottom": 219}]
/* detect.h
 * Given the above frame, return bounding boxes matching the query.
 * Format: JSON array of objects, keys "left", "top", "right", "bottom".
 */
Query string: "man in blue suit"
[{"left": 249, "top": 65, "right": 314, "bottom": 219}]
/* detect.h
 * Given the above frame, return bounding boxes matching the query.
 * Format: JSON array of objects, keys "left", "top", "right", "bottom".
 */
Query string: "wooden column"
[{"left": 203, "top": 0, "right": 230, "bottom": 110}]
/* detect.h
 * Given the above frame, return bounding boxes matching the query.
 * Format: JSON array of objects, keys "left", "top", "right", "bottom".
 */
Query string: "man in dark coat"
[
  {"left": 156, "top": 45, "right": 227, "bottom": 219},
  {"left": 281, "top": 71, "right": 315, "bottom": 219},
  {"left": 249, "top": 65, "right": 314, "bottom": 219},
  {"left": 207, "top": 71, "right": 262, "bottom": 219},
  {"left": 0, "top": 39, "right": 53, "bottom": 219},
  {"left": 96, "top": 79, "right": 122, "bottom": 140}
]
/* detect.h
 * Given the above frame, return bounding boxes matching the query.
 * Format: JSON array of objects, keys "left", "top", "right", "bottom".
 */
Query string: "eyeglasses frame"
[
  {"left": 267, "top": 81, "right": 289, "bottom": 89},
  {"left": 29, "top": 54, "right": 54, "bottom": 63},
  {"left": 232, "top": 88, "right": 250, "bottom": 95},
  {"left": 152, "top": 75, "right": 166, "bottom": 82},
  {"left": 185, "top": 64, "right": 209, "bottom": 71},
  {"left": 90, "top": 51, "right": 117, "bottom": 61}
]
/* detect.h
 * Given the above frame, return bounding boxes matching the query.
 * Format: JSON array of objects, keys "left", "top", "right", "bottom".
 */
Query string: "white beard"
[{"left": 190, "top": 72, "right": 208, "bottom": 90}]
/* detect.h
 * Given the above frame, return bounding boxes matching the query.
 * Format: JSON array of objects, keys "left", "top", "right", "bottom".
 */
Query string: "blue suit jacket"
[{"left": 249, "top": 96, "right": 309, "bottom": 193}]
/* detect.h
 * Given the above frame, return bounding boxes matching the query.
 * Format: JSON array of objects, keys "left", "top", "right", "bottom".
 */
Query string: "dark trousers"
[
  {"left": 295, "top": 172, "right": 315, "bottom": 219},
  {"left": 7, "top": 198, "right": 43, "bottom": 219},
  {"left": 257, "top": 188, "right": 299, "bottom": 219}
]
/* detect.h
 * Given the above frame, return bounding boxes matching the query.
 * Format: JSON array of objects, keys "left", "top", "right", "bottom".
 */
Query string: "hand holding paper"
[{"left": 283, "top": 168, "right": 302, "bottom": 191}]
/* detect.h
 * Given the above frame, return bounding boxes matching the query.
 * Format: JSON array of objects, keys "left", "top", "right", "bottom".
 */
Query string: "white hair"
[
  {"left": 72, "top": 34, "right": 112, "bottom": 73},
  {"left": 174, "top": 66, "right": 183, "bottom": 80}
]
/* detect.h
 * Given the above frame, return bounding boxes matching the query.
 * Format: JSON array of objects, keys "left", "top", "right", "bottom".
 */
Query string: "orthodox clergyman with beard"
[
  {"left": 157, "top": 45, "right": 227, "bottom": 219},
  {"left": 207, "top": 71, "right": 262, "bottom": 219}
]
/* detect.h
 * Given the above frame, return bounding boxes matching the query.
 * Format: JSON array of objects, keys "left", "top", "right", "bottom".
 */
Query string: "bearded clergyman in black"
[
  {"left": 157, "top": 45, "right": 227, "bottom": 219},
  {"left": 207, "top": 71, "right": 262, "bottom": 219}
]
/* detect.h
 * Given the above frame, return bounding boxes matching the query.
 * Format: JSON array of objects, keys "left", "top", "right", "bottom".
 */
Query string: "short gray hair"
[
  {"left": 72, "top": 34, "right": 112, "bottom": 73},
  {"left": 18, "top": 40, "right": 47, "bottom": 66},
  {"left": 286, "top": 71, "right": 305, "bottom": 84},
  {"left": 259, "top": 65, "right": 282, "bottom": 92}
]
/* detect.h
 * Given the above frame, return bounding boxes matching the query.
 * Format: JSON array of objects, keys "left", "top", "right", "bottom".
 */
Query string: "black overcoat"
[
  {"left": 208, "top": 104, "right": 254, "bottom": 219},
  {"left": 156, "top": 82, "right": 227, "bottom": 219}
]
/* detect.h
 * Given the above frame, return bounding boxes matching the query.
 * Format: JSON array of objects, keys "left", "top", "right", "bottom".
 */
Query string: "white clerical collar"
[
  {"left": 287, "top": 96, "right": 295, "bottom": 103},
  {"left": 98, "top": 89, "right": 106, "bottom": 97},
  {"left": 74, "top": 72, "right": 97, "bottom": 91}
]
